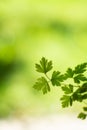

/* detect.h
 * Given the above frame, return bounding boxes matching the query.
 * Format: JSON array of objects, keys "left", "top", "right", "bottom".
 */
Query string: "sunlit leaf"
[
  {"left": 33, "top": 77, "right": 50, "bottom": 94},
  {"left": 74, "top": 63, "right": 87, "bottom": 74},
  {"left": 35, "top": 57, "right": 53, "bottom": 74},
  {"left": 60, "top": 95, "right": 72, "bottom": 108},
  {"left": 65, "top": 68, "right": 74, "bottom": 78},
  {"left": 74, "top": 74, "right": 87, "bottom": 84},
  {"left": 78, "top": 112, "right": 87, "bottom": 120},
  {"left": 62, "top": 84, "right": 73, "bottom": 94},
  {"left": 51, "top": 71, "right": 64, "bottom": 86}
]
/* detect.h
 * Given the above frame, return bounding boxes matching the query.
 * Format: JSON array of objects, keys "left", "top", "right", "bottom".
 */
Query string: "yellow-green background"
[{"left": 0, "top": 0, "right": 87, "bottom": 118}]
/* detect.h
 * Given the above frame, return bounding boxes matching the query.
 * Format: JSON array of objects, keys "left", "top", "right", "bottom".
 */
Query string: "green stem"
[{"left": 45, "top": 73, "right": 51, "bottom": 82}]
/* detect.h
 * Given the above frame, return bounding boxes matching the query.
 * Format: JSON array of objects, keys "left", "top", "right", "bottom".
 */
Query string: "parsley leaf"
[
  {"left": 65, "top": 68, "right": 74, "bottom": 78},
  {"left": 33, "top": 77, "right": 50, "bottom": 94},
  {"left": 51, "top": 71, "right": 64, "bottom": 86},
  {"left": 81, "top": 83, "right": 87, "bottom": 93},
  {"left": 75, "top": 83, "right": 87, "bottom": 93},
  {"left": 74, "top": 63, "right": 87, "bottom": 74},
  {"left": 35, "top": 57, "right": 53, "bottom": 74},
  {"left": 72, "top": 92, "right": 87, "bottom": 102},
  {"left": 62, "top": 84, "right": 73, "bottom": 94},
  {"left": 72, "top": 92, "right": 83, "bottom": 102},
  {"left": 78, "top": 112, "right": 87, "bottom": 120},
  {"left": 60, "top": 95, "right": 72, "bottom": 108},
  {"left": 74, "top": 74, "right": 87, "bottom": 84},
  {"left": 81, "top": 94, "right": 87, "bottom": 100}
]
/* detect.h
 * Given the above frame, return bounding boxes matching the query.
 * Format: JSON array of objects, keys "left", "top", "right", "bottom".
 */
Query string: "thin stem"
[{"left": 45, "top": 73, "right": 51, "bottom": 82}]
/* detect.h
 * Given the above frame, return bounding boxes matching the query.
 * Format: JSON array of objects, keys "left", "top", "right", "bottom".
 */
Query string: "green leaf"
[
  {"left": 65, "top": 68, "right": 74, "bottom": 78},
  {"left": 81, "top": 94, "right": 87, "bottom": 100},
  {"left": 35, "top": 57, "right": 53, "bottom": 74},
  {"left": 78, "top": 112, "right": 87, "bottom": 120},
  {"left": 74, "top": 74, "right": 87, "bottom": 84},
  {"left": 80, "top": 83, "right": 87, "bottom": 93},
  {"left": 74, "top": 63, "right": 87, "bottom": 74},
  {"left": 33, "top": 77, "right": 50, "bottom": 94},
  {"left": 72, "top": 92, "right": 87, "bottom": 102},
  {"left": 72, "top": 92, "right": 82, "bottom": 102},
  {"left": 76, "top": 83, "right": 87, "bottom": 93},
  {"left": 60, "top": 95, "right": 72, "bottom": 108},
  {"left": 62, "top": 84, "right": 73, "bottom": 94},
  {"left": 51, "top": 71, "right": 64, "bottom": 86}
]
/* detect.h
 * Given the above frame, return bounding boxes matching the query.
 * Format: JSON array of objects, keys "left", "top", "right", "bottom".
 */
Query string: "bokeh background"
[{"left": 0, "top": 0, "right": 87, "bottom": 121}]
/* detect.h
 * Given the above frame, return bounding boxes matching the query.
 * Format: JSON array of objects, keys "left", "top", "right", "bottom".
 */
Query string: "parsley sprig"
[{"left": 33, "top": 57, "right": 87, "bottom": 119}]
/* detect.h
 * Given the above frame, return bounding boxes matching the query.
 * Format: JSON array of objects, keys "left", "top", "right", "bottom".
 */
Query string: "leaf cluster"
[{"left": 33, "top": 57, "right": 87, "bottom": 119}]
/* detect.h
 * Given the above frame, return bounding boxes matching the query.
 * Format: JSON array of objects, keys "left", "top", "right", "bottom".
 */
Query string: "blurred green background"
[{"left": 0, "top": 0, "right": 87, "bottom": 118}]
